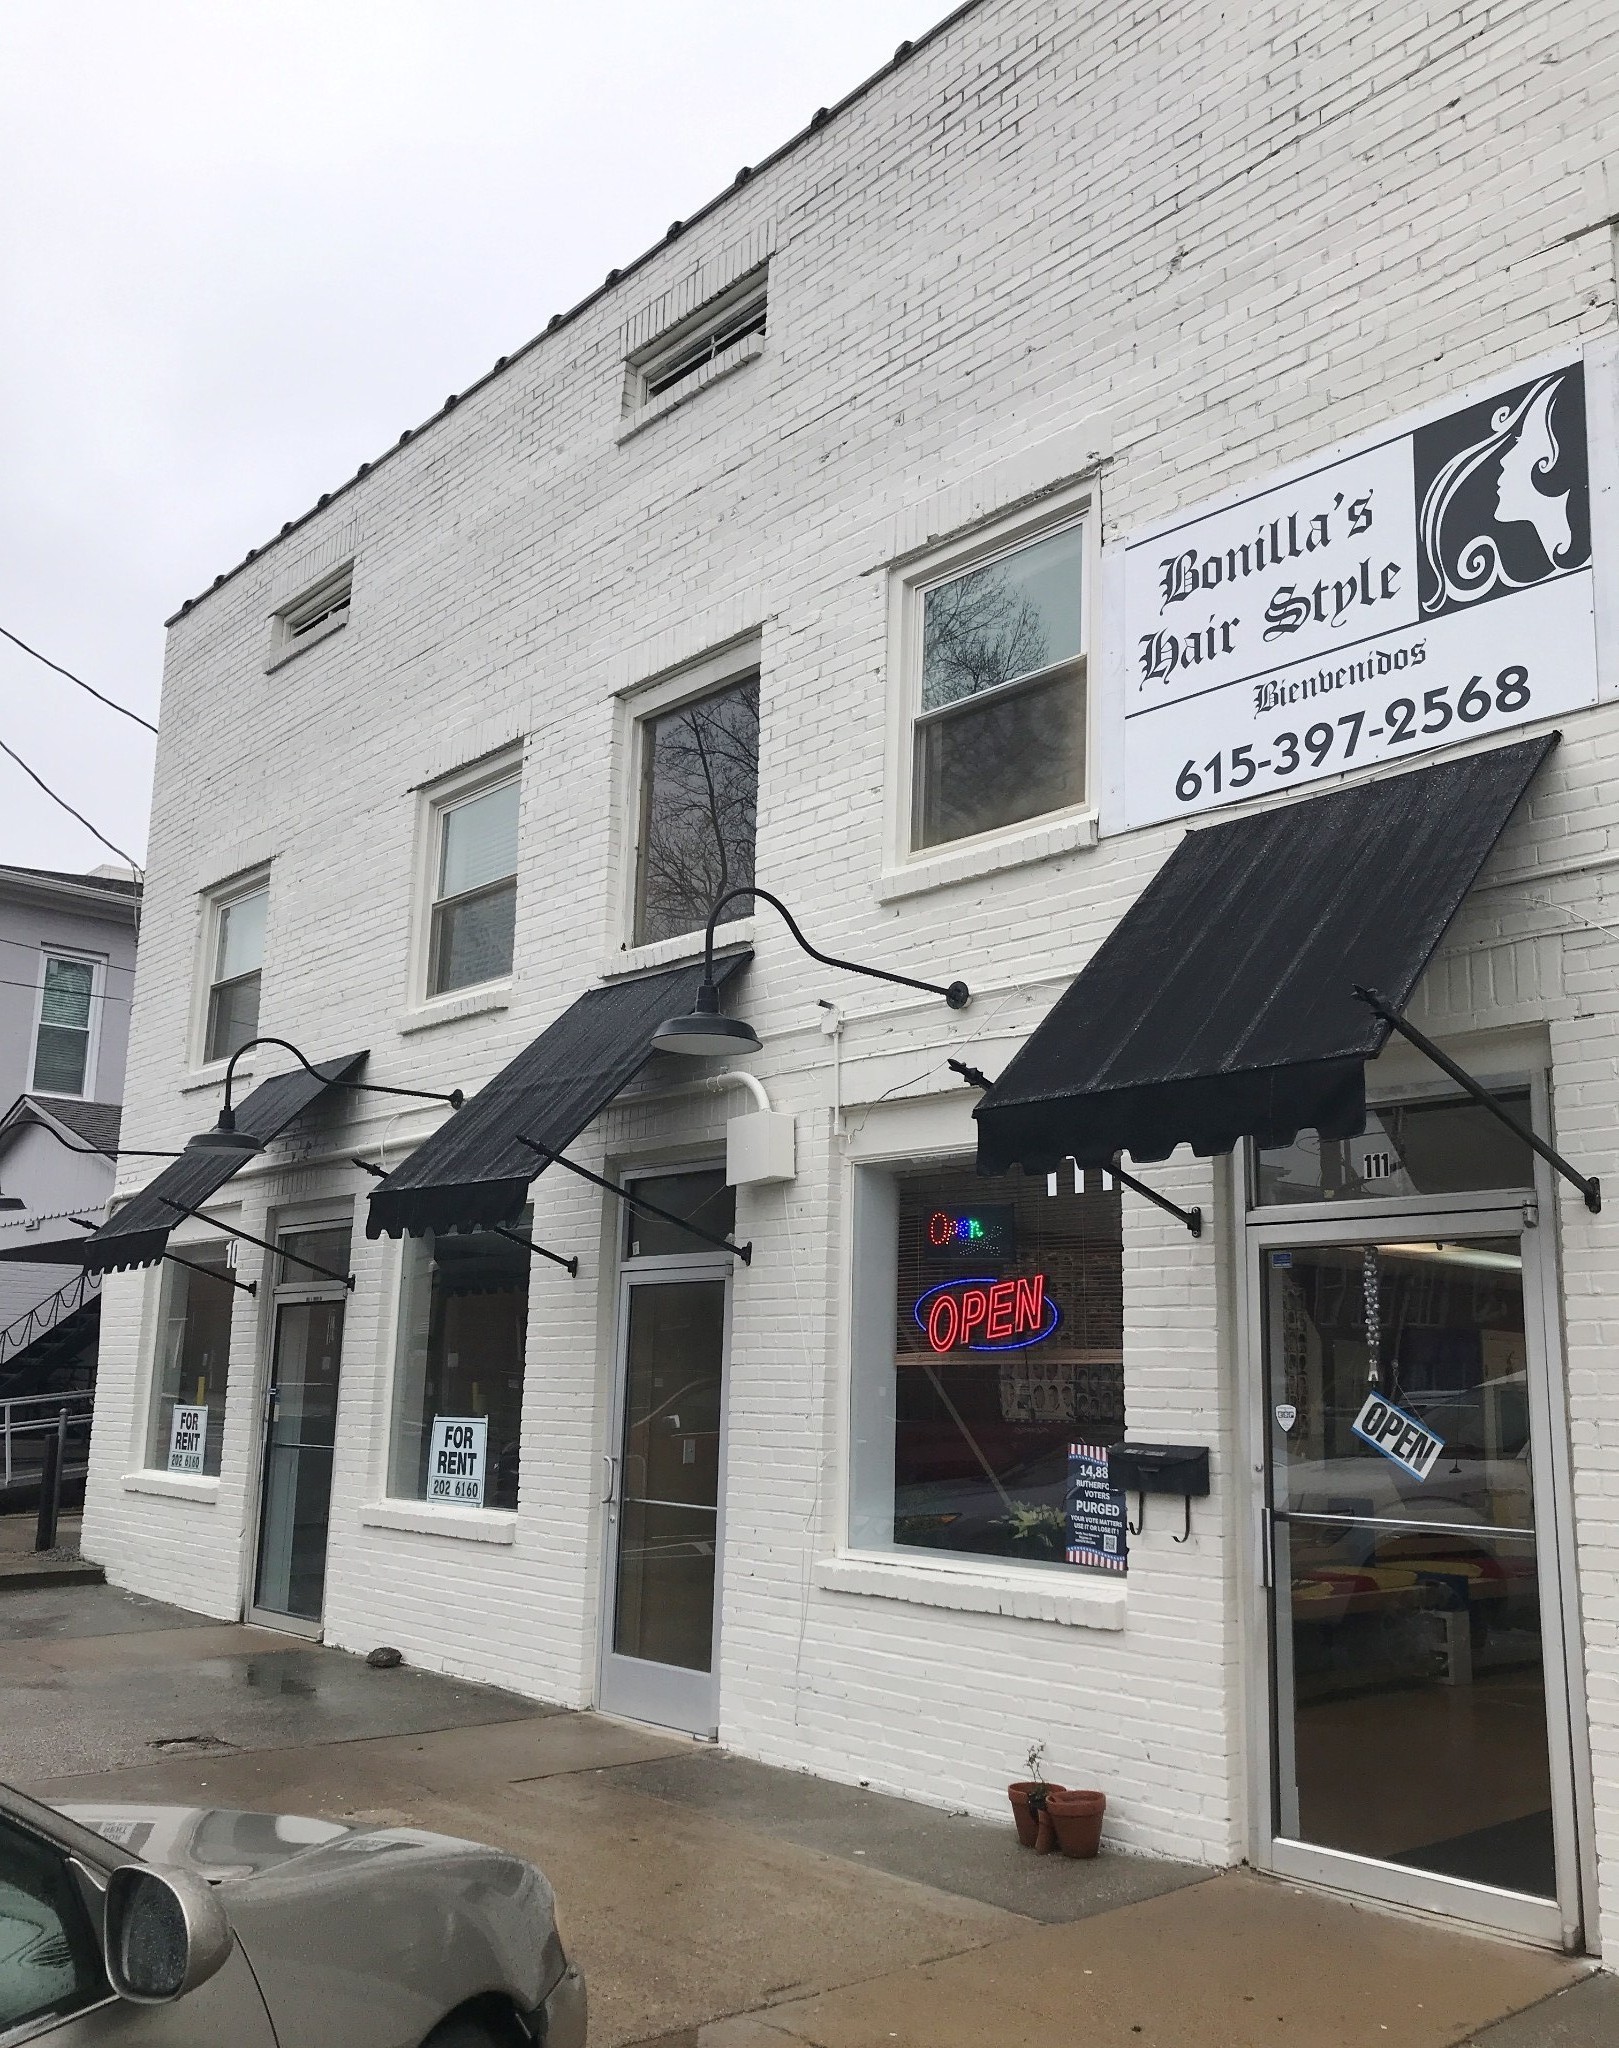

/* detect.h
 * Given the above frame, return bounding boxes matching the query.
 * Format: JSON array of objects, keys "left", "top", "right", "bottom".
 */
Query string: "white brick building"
[{"left": 77, "top": 0, "right": 1619, "bottom": 1960}]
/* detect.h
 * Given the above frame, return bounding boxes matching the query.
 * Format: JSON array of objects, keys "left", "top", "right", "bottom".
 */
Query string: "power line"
[
  {"left": 0, "top": 935, "right": 137, "bottom": 976},
  {"left": 0, "top": 625, "right": 158, "bottom": 736},
  {"left": 0, "top": 736, "right": 144, "bottom": 876},
  {"left": 0, "top": 973, "right": 129, "bottom": 1005}
]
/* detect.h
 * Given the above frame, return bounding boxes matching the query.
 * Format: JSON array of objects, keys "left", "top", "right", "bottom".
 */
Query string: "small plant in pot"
[{"left": 1007, "top": 1742, "right": 1066, "bottom": 1852}]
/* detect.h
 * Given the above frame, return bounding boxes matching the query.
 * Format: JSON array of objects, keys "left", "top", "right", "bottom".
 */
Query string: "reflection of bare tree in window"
[
  {"left": 923, "top": 566, "right": 1049, "bottom": 708},
  {"left": 637, "top": 676, "right": 760, "bottom": 944}
]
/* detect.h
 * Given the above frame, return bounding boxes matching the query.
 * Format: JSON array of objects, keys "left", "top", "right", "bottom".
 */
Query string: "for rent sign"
[
  {"left": 427, "top": 1415, "right": 488, "bottom": 1507},
  {"left": 167, "top": 1404, "right": 207, "bottom": 1475},
  {"left": 1121, "top": 356, "right": 1598, "bottom": 827}
]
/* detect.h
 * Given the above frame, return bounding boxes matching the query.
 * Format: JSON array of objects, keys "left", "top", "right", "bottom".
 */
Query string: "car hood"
[{"left": 59, "top": 1801, "right": 357, "bottom": 1882}]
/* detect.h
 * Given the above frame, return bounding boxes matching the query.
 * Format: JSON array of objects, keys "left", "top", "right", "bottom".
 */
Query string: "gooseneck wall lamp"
[
  {"left": 650, "top": 886, "right": 971, "bottom": 1058},
  {"left": 190, "top": 1036, "right": 465, "bottom": 1154}
]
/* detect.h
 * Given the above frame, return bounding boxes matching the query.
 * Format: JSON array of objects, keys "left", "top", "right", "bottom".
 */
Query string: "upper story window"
[
  {"left": 32, "top": 953, "right": 99, "bottom": 1097},
  {"left": 627, "top": 269, "right": 768, "bottom": 416},
  {"left": 204, "top": 880, "right": 268, "bottom": 1063},
  {"left": 428, "top": 776, "right": 520, "bottom": 996},
  {"left": 635, "top": 672, "right": 759, "bottom": 946},
  {"left": 268, "top": 564, "right": 353, "bottom": 668},
  {"left": 909, "top": 520, "right": 1087, "bottom": 851}
]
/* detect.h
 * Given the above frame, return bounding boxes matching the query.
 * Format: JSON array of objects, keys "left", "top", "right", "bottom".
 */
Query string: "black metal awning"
[
  {"left": 365, "top": 955, "right": 751, "bottom": 1240},
  {"left": 974, "top": 737, "right": 1556, "bottom": 1173},
  {"left": 76, "top": 1052, "right": 368, "bottom": 1273},
  {"left": 0, "top": 1237, "right": 100, "bottom": 1267}
]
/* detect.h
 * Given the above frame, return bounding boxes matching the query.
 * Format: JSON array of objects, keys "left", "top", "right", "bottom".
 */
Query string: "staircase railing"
[
  {"left": 1, "top": 1387, "right": 95, "bottom": 1488},
  {"left": 0, "top": 1269, "right": 101, "bottom": 1368}
]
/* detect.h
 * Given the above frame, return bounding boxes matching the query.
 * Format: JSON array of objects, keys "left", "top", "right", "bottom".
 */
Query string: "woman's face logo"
[
  {"left": 1415, "top": 365, "right": 1590, "bottom": 617},
  {"left": 1493, "top": 382, "right": 1573, "bottom": 568}
]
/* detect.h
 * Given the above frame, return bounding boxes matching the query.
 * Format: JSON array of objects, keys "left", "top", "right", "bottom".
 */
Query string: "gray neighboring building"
[{"left": 0, "top": 865, "right": 140, "bottom": 1380}]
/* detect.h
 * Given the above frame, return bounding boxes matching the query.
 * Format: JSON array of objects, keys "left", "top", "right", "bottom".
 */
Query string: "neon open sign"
[
  {"left": 923, "top": 1204, "right": 1014, "bottom": 1260},
  {"left": 913, "top": 1274, "right": 1061, "bottom": 1353}
]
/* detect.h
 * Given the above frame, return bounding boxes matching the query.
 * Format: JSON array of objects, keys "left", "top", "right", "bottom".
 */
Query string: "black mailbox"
[{"left": 1107, "top": 1442, "right": 1210, "bottom": 1498}]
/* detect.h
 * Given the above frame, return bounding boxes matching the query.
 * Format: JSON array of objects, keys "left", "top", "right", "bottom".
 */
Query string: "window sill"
[
  {"left": 264, "top": 613, "right": 347, "bottom": 672},
  {"left": 359, "top": 1501, "right": 517, "bottom": 1544},
  {"left": 397, "top": 983, "right": 512, "bottom": 1035},
  {"left": 121, "top": 1471, "right": 219, "bottom": 1504},
  {"left": 813, "top": 1552, "right": 1127, "bottom": 1629},
  {"left": 604, "top": 918, "right": 754, "bottom": 982},
  {"left": 617, "top": 334, "right": 765, "bottom": 444},
  {"left": 879, "top": 812, "right": 1099, "bottom": 902},
  {"left": 179, "top": 1061, "right": 247, "bottom": 1096}
]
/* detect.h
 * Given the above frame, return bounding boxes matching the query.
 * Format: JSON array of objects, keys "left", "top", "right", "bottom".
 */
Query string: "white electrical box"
[{"left": 726, "top": 1109, "right": 796, "bottom": 1186}]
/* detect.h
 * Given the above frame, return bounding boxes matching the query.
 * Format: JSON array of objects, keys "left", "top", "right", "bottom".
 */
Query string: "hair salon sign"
[{"left": 1121, "top": 355, "right": 1598, "bottom": 827}]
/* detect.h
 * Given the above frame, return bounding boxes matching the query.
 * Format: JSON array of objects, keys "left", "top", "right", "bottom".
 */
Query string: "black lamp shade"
[
  {"left": 188, "top": 1122, "right": 264, "bottom": 1155},
  {"left": 651, "top": 1010, "right": 763, "bottom": 1057}
]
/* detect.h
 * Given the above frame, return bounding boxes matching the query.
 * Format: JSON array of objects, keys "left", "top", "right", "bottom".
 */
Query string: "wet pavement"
[{"left": 3, "top": 1576, "right": 1610, "bottom": 2047}]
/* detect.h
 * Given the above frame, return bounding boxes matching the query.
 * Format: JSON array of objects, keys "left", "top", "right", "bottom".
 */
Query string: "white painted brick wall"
[{"left": 83, "top": 0, "right": 1619, "bottom": 1943}]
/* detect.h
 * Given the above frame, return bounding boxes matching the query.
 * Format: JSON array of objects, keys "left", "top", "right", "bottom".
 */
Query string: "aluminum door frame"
[
  {"left": 244, "top": 1255, "right": 350, "bottom": 1641},
  {"left": 1239, "top": 1192, "right": 1584, "bottom": 1949},
  {"left": 597, "top": 1252, "right": 734, "bottom": 1736}
]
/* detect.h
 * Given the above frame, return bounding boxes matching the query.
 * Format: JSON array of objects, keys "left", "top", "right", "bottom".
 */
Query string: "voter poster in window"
[
  {"left": 428, "top": 1415, "right": 487, "bottom": 1507},
  {"left": 1121, "top": 355, "right": 1598, "bottom": 828},
  {"left": 1066, "top": 1441, "right": 1127, "bottom": 1573},
  {"left": 167, "top": 1404, "right": 208, "bottom": 1475}
]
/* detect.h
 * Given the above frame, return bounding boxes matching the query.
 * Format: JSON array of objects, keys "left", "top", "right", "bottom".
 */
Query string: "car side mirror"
[{"left": 103, "top": 1864, "right": 234, "bottom": 2004}]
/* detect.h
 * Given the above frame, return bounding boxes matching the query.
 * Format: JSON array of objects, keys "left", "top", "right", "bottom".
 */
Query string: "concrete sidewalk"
[{"left": 5, "top": 1582, "right": 1613, "bottom": 2048}]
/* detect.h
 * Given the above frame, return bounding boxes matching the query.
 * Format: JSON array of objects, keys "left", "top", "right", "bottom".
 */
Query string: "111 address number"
[{"left": 1173, "top": 666, "right": 1532, "bottom": 806}]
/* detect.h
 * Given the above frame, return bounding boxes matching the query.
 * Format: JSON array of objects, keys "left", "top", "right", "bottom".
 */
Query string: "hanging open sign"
[
  {"left": 913, "top": 1274, "right": 1061, "bottom": 1353},
  {"left": 1350, "top": 1391, "right": 1444, "bottom": 1482}
]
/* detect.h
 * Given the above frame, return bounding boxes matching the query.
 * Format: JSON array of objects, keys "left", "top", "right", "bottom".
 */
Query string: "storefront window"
[
  {"left": 389, "top": 1220, "right": 530, "bottom": 1511},
  {"left": 850, "top": 1162, "right": 1124, "bottom": 1569},
  {"left": 1254, "top": 1091, "right": 1535, "bottom": 1206},
  {"left": 148, "top": 1243, "right": 235, "bottom": 1477}
]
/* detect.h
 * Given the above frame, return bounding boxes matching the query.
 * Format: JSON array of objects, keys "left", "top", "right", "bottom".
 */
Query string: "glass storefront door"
[
  {"left": 1254, "top": 1213, "right": 1581, "bottom": 1944},
  {"left": 249, "top": 1225, "right": 350, "bottom": 1634},
  {"left": 599, "top": 1267, "right": 729, "bottom": 1734}
]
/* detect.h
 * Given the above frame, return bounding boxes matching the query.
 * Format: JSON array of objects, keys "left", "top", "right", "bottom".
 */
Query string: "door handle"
[{"left": 601, "top": 1454, "right": 618, "bottom": 1507}]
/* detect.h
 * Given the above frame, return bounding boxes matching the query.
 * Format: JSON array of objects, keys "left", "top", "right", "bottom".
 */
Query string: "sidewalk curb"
[{"left": 0, "top": 1563, "right": 105, "bottom": 1591}]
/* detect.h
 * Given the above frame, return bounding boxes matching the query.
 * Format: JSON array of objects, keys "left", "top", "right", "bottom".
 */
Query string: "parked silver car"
[{"left": 0, "top": 1782, "right": 586, "bottom": 2046}]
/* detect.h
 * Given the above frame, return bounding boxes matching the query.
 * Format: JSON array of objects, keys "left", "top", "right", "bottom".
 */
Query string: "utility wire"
[
  {"left": 0, "top": 735, "right": 143, "bottom": 876},
  {"left": 0, "top": 625, "right": 158, "bottom": 736}
]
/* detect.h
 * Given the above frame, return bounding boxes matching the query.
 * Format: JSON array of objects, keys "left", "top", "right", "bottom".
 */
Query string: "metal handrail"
[
  {"left": 1, "top": 1387, "right": 94, "bottom": 1488},
  {"left": 0, "top": 1270, "right": 101, "bottom": 1366}
]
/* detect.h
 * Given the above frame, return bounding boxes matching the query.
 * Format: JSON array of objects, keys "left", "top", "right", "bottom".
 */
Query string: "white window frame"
[
  {"left": 881, "top": 487, "right": 1099, "bottom": 897},
  {"left": 408, "top": 751, "right": 523, "bottom": 1008},
  {"left": 825, "top": 1098, "right": 1130, "bottom": 1630},
  {"left": 608, "top": 637, "right": 762, "bottom": 974},
  {"left": 29, "top": 948, "right": 104, "bottom": 1100},
  {"left": 142, "top": 1227, "right": 239, "bottom": 1480},
  {"left": 192, "top": 869, "right": 270, "bottom": 1073},
  {"left": 622, "top": 268, "right": 769, "bottom": 428},
  {"left": 266, "top": 562, "right": 354, "bottom": 671}
]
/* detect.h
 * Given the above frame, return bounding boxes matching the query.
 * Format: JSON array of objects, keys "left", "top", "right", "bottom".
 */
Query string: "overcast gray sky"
[{"left": 0, "top": 0, "right": 931, "bottom": 874}]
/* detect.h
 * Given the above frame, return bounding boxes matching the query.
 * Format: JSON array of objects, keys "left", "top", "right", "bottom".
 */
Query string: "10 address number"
[{"left": 1174, "top": 666, "right": 1532, "bottom": 806}]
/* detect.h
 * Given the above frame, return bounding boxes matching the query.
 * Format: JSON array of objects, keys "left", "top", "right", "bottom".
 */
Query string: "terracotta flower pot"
[
  {"left": 1007, "top": 1781, "right": 1066, "bottom": 1848},
  {"left": 1044, "top": 1788, "right": 1106, "bottom": 1859}
]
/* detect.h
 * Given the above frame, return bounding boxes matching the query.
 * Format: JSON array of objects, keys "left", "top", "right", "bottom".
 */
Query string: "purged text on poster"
[{"left": 1122, "top": 358, "right": 1598, "bottom": 827}]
